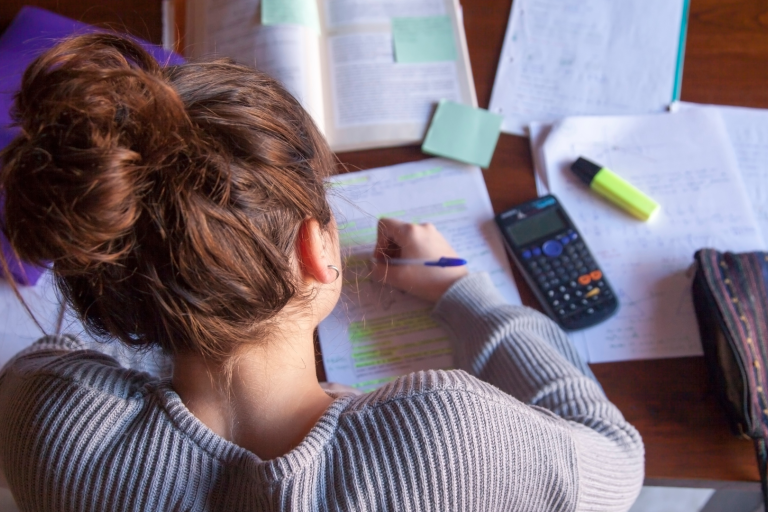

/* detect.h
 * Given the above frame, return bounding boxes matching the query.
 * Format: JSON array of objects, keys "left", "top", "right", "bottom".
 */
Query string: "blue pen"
[{"left": 372, "top": 257, "right": 468, "bottom": 267}]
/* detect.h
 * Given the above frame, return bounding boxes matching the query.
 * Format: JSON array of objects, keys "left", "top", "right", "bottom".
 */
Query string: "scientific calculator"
[{"left": 495, "top": 195, "right": 619, "bottom": 330}]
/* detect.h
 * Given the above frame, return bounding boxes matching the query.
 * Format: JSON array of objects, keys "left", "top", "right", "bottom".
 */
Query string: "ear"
[{"left": 296, "top": 218, "right": 337, "bottom": 284}]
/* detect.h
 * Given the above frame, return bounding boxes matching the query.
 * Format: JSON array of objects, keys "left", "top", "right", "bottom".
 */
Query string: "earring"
[{"left": 327, "top": 265, "right": 340, "bottom": 282}]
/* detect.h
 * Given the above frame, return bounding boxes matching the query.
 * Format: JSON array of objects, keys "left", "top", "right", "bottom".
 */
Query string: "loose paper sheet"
[
  {"left": 391, "top": 15, "right": 457, "bottom": 63},
  {"left": 319, "top": 159, "right": 521, "bottom": 390},
  {"left": 489, "top": 0, "right": 687, "bottom": 135},
  {"left": 541, "top": 109, "right": 763, "bottom": 363},
  {"left": 673, "top": 102, "right": 768, "bottom": 247}
]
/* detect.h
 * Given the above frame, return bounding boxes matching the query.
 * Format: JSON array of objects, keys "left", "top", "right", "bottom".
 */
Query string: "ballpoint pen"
[{"left": 371, "top": 257, "right": 468, "bottom": 267}]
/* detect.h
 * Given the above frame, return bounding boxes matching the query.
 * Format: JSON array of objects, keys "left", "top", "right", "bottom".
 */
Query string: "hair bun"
[{"left": 1, "top": 33, "right": 192, "bottom": 268}]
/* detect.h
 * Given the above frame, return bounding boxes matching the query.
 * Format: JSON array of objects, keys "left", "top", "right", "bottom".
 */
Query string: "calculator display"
[{"left": 506, "top": 209, "right": 567, "bottom": 246}]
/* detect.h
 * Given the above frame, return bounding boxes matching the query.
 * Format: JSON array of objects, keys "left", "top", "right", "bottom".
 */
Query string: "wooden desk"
[{"left": 3, "top": 0, "right": 768, "bottom": 488}]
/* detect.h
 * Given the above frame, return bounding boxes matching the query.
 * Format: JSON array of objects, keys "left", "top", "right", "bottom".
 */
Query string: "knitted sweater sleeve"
[{"left": 431, "top": 273, "right": 644, "bottom": 511}]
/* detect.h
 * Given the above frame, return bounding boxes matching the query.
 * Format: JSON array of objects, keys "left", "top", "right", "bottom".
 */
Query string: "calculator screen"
[{"left": 506, "top": 208, "right": 567, "bottom": 246}]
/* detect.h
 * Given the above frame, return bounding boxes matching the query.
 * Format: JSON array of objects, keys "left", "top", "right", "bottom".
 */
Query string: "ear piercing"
[{"left": 327, "top": 265, "right": 340, "bottom": 282}]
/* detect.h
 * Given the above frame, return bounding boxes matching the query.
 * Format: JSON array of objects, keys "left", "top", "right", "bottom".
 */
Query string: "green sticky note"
[
  {"left": 421, "top": 100, "right": 503, "bottom": 169},
  {"left": 392, "top": 16, "right": 457, "bottom": 63},
  {"left": 262, "top": 0, "right": 321, "bottom": 34}
]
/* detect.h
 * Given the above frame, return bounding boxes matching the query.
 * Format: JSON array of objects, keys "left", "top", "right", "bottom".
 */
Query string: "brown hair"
[{"left": 0, "top": 34, "right": 335, "bottom": 362}]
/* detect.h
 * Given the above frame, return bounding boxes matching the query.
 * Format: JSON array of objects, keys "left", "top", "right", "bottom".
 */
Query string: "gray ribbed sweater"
[{"left": 0, "top": 273, "right": 643, "bottom": 511}]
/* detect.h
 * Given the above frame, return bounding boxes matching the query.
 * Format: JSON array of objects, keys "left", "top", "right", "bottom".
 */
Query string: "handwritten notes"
[
  {"left": 319, "top": 159, "right": 520, "bottom": 390},
  {"left": 541, "top": 109, "right": 763, "bottom": 362},
  {"left": 674, "top": 102, "right": 768, "bottom": 247},
  {"left": 489, "top": 0, "right": 688, "bottom": 135}
]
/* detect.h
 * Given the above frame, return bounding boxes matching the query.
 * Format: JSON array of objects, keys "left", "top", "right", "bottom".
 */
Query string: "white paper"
[
  {"left": 319, "top": 159, "right": 521, "bottom": 390},
  {"left": 542, "top": 110, "right": 763, "bottom": 363},
  {"left": 254, "top": 25, "right": 325, "bottom": 124},
  {"left": 324, "top": 0, "right": 445, "bottom": 29},
  {"left": 673, "top": 102, "right": 768, "bottom": 247},
  {"left": 328, "top": 32, "right": 460, "bottom": 127},
  {"left": 489, "top": 0, "right": 687, "bottom": 135}
]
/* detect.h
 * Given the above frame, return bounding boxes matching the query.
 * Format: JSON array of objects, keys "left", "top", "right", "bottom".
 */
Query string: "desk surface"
[{"left": 3, "top": 0, "right": 768, "bottom": 485}]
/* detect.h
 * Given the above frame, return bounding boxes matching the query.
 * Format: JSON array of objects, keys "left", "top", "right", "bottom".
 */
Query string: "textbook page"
[
  {"left": 185, "top": 0, "right": 325, "bottom": 128},
  {"left": 321, "top": 0, "right": 476, "bottom": 151},
  {"left": 673, "top": 102, "right": 768, "bottom": 247},
  {"left": 489, "top": 0, "right": 688, "bottom": 136},
  {"left": 318, "top": 159, "right": 520, "bottom": 391},
  {"left": 542, "top": 109, "right": 763, "bottom": 363}
]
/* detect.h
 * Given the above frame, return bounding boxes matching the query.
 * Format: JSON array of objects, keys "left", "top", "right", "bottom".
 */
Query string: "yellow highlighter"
[{"left": 570, "top": 157, "right": 660, "bottom": 221}]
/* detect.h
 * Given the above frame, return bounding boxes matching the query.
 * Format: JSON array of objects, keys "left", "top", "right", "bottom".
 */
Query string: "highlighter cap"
[{"left": 570, "top": 157, "right": 601, "bottom": 184}]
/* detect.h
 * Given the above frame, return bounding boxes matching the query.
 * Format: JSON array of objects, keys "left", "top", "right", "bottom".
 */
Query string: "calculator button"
[
  {"left": 570, "top": 233, "right": 578, "bottom": 241},
  {"left": 563, "top": 293, "right": 571, "bottom": 301},
  {"left": 560, "top": 236, "right": 570, "bottom": 245},
  {"left": 552, "top": 300, "right": 560, "bottom": 307},
  {"left": 546, "top": 271, "right": 556, "bottom": 278},
  {"left": 558, "top": 285, "right": 567, "bottom": 293},
  {"left": 556, "top": 268, "right": 566, "bottom": 275},
  {"left": 584, "top": 288, "right": 600, "bottom": 299},
  {"left": 547, "top": 290, "right": 555, "bottom": 298},
  {"left": 566, "top": 246, "right": 576, "bottom": 255},
  {"left": 590, "top": 270, "right": 603, "bottom": 281},
  {"left": 549, "top": 279, "right": 559, "bottom": 286},
  {"left": 569, "top": 303, "right": 577, "bottom": 311},
  {"left": 577, "top": 275, "right": 591, "bottom": 285},
  {"left": 574, "top": 290, "right": 583, "bottom": 297},
  {"left": 574, "top": 241, "right": 585, "bottom": 250},
  {"left": 586, "top": 308, "right": 595, "bottom": 315},
  {"left": 542, "top": 240, "right": 563, "bottom": 257},
  {"left": 522, "top": 250, "right": 532, "bottom": 259},
  {"left": 578, "top": 266, "right": 588, "bottom": 274},
  {"left": 532, "top": 247, "right": 542, "bottom": 256},
  {"left": 581, "top": 299, "right": 589, "bottom": 306},
  {"left": 558, "top": 308, "right": 566, "bottom": 316}
]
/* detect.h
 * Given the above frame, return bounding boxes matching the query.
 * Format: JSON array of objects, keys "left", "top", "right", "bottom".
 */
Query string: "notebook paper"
[
  {"left": 541, "top": 109, "right": 763, "bottom": 363},
  {"left": 489, "top": 0, "right": 689, "bottom": 136},
  {"left": 673, "top": 102, "right": 768, "bottom": 247},
  {"left": 319, "top": 159, "right": 520, "bottom": 390}
]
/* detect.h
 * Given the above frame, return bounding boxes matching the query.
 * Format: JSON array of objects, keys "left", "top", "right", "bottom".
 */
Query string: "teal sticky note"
[
  {"left": 421, "top": 100, "right": 504, "bottom": 169},
  {"left": 392, "top": 16, "right": 457, "bottom": 63},
  {"left": 262, "top": 0, "right": 321, "bottom": 34}
]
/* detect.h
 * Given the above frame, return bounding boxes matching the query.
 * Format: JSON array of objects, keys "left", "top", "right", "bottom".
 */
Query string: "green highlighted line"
[
  {"left": 398, "top": 167, "right": 442, "bottom": 181},
  {"left": 349, "top": 309, "right": 437, "bottom": 343},
  {"left": 354, "top": 347, "right": 452, "bottom": 369}
]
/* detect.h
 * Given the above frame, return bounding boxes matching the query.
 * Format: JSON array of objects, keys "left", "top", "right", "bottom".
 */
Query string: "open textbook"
[
  {"left": 489, "top": 0, "right": 689, "bottom": 136},
  {"left": 318, "top": 158, "right": 520, "bottom": 391},
  {"left": 181, "top": 0, "right": 476, "bottom": 151},
  {"left": 533, "top": 109, "right": 763, "bottom": 363}
]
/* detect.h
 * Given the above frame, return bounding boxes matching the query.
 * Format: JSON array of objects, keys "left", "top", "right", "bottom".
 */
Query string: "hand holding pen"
[{"left": 371, "top": 218, "right": 468, "bottom": 303}]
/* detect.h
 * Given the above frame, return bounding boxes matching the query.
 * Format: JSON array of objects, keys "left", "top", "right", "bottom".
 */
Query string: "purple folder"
[{"left": 0, "top": 7, "right": 184, "bottom": 285}]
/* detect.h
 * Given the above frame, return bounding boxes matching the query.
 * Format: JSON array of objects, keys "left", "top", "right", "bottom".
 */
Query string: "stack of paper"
[{"left": 532, "top": 109, "right": 764, "bottom": 363}]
